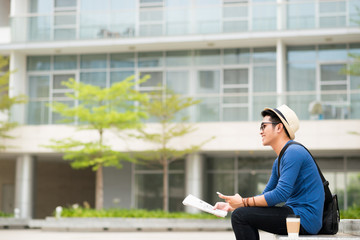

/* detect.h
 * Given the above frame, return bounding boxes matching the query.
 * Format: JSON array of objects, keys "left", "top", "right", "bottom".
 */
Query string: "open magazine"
[{"left": 182, "top": 194, "right": 228, "bottom": 218}]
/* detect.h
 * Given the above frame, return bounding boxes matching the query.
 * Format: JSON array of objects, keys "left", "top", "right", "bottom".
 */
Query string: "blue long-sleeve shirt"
[{"left": 263, "top": 140, "right": 324, "bottom": 234}]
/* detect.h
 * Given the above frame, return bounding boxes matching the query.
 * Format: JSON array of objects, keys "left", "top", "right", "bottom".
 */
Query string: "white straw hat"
[{"left": 264, "top": 105, "right": 299, "bottom": 140}]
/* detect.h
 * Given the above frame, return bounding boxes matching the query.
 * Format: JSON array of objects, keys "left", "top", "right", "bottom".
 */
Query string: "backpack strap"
[{"left": 277, "top": 141, "right": 332, "bottom": 204}]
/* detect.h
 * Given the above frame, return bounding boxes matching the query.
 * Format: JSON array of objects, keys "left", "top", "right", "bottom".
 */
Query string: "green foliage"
[
  {"left": 45, "top": 75, "right": 150, "bottom": 170},
  {"left": 136, "top": 87, "right": 213, "bottom": 165},
  {"left": 44, "top": 75, "right": 150, "bottom": 209},
  {"left": 341, "top": 205, "right": 360, "bottom": 219},
  {"left": 134, "top": 87, "right": 214, "bottom": 211},
  {"left": 0, "top": 211, "right": 13, "bottom": 218},
  {"left": 0, "top": 55, "right": 27, "bottom": 150},
  {"left": 341, "top": 53, "right": 360, "bottom": 77},
  {"left": 55, "top": 207, "right": 218, "bottom": 219}
]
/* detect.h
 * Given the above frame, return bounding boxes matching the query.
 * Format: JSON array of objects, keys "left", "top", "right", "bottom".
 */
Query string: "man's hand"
[
  {"left": 213, "top": 202, "right": 234, "bottom": 212},
  {"left": 217, "top": 193, "right": 243, "bottom": 209}
]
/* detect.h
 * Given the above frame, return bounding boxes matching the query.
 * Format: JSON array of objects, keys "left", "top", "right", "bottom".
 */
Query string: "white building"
[{"left": 0, "top": 0, "right": 360, "bottom": 219}]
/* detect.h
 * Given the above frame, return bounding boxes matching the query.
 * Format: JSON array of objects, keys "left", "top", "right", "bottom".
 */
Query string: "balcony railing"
[{"left": 10, "top": 0, "right": 360, "bottom": 43}]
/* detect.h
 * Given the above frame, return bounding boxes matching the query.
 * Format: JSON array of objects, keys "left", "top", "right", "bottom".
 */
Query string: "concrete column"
[
  {"left": 15, "top": 154, "right": 34, "bottom": 219},
  {"left": 185, "top": 153, "right": 204, "bottom": 214},
  {"left": 9, "top": 51, "right": 26, "bottom": 124},
  {"left": 276, "top": 39, "right": 286, "bottom": 106}
]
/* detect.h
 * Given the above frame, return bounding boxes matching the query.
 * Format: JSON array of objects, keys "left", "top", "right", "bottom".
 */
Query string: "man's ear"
[{"left": 276, "top": 123, "right": 284, "bottom": 133}]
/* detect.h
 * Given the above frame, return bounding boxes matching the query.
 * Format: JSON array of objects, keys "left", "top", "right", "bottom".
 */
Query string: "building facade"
[{"left": 0, "top": 0, "right": 360, "bottom": 219}]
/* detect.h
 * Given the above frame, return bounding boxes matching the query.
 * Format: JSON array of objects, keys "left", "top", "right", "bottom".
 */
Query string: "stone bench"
[
  {"left": 275, "top": 233, "right": 359, "bottom": 240},
  {"left": 275, "top": 219, "right": 360, "bottom": 239}
]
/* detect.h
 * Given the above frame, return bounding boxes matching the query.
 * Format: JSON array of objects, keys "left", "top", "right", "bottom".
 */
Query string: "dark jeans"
[{"left": 231, "top": 206, "right": 309, "bottom": 240}]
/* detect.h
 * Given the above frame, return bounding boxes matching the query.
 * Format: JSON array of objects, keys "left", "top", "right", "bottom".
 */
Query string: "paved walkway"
[{"left": 0, "top": 229, "right": 275, "bottom": 240}]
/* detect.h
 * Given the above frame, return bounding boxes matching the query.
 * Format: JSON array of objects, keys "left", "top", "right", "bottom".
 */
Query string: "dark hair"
[{"left": 261, "top": 109, "right": 290, "bottom": 139}]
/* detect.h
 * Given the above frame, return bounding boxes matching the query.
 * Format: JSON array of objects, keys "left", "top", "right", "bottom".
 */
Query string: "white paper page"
[{"left": 182, "top": 194, "right": 227, "bottom": 218}]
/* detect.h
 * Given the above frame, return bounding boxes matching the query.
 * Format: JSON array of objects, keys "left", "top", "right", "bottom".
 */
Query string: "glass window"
[
  {"left": 53, "top": 74, "right": 74, "bottom": 89},
  {"left": 80, "top": 72, "right": 107, "bottom": 87},
  {"left": 350, "top": 75, "right": 360, "bottom": 119},
  {"left": 52, "top": 100, "right": 75, "bottom": 124},
  {"left": 27, "top": 101, "right": 49, "bottom": 125},
  {"left": 138, "top": 52, "right": 163, "bottom": 68},
  {"left": 110, "top": 0, "right": 136, "bottom": 9},
  {"left": 238, "top": 172, "right": 271, "bottom": 197},
  {"left": 207, "top": 157, "right": 234, "bottom": 170},
  {"left": 253, "top": 95, "right": 277, "bottom": 121},
  {"left": 195, "top": 0, "right": 220, "bottom": 5},
  {"left": 238, "top": 157, "right": 273, "bottom": 170},
  {"left": 286, "top": 94, "right": 316, "bottom": 120},
  {"left": 29, "top": 0, "right": 52, "bottom": 13},
  {"left": 166, "top": 71, "right": 189, "bottom": 94},
  {"left": 321, "top": 64, "right": 347, "bottom": 81},
  {"left": 166, "top": 0, "right": 190, "bottom": 6},
  {"left": 195, "top": 49, "right": 221, "bottom": 66},
  {"left": 223, "top": 107, "right": 248, "bottom": 121},
  {"left": 110, "top": 53, "right": 135, "bottom": 68},
  {"left": 224, "top": 48, "right": 250, "bottom": 65},
  {"left": 55, "top": 0, "right": 77, "bottom": 8},
  {"left": 195, "top": 7, "right": 221, "bottom": 34},
  {"left": 54, "top": 14, "right": 76, "bottom": 26},
  {"left": 54, "top": 55, "right": 77, "bottom": 70},
  {"left": 287, "top": 1, "right": 315, "bottom": 29},
  {"left": 253, "top": 66, "right": 276, "bottom": 92},
  {"left": 346, "top": 171, "right": 360, "bottom": 208},
  {"left": 252, "top": 3, "right": 276, "bottom": 31},
  {"left": 318, "top": 44, "right": 347, "bottom": 61},
  {"left": 287, "top": 46, "right": 316, "bottom": 62},
  {"left": 253, "top": 47, "right": 276, "bottom": 63},
  {"left": 287, "top": 63, "right": 316, "bottom": 91},
  {"left": 139, "top": 71, "right": 163, "bottom": 87},
  {"left": 80, "top": 54, "right": 107, "bottom": 69},
  {"left": 196, "top": 97, "right": 220, "bottom": 122},
  {"left": 196, "top": 70, "right": 220, "bottom": 93},
  {"left": 81, "top": 0, "right": 108, "bottom": 11},
  {"left": 29, "top": 75, "right": 50, "bottom": 98},
  {"left": 206, "top": 173, "right": 235, "bottom": 203},
  {"left": 54, "top": 29, "right": 76, "bottom": 41},
  {"left": 165, "top": 51, "right": 192, "bottom": 67},
  {"left": 166, "top": 9, "right": 189, "bottom": 35},
  {"left": 27, "top": 56, "right": 51, "bottom": 71},
  {"left": 349, "top": 43, "right": 360, "bottom": 55},
  {"left": 135, "top": 174, "right": 163, "bottom": 210},
  {"left": 224, "top": 69, "right": 248, "bottom": 85},
  {"left": 110, "top": 71, "right": 135, "bottom": 85},
  {"left": 169, "top": 173, "right": 185, "bottom": 211},
  {"left": 223, "top": 88, "right": 248, "bottom": 104}
]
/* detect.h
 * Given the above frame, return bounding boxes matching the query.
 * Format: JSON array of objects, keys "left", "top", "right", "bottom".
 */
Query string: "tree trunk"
[
  {"left": 95, "top": 165, "right": 103, "bottom": 210},
  {"left": 163, "top": 159, "right": 168, "bottom": 212}
]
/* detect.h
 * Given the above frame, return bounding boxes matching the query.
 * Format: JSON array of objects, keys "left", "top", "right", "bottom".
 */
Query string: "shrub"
[
  {"left": 54, "top": 206, "right": 219, "bottom": 219},
  {"left": 341, "top": 205, "right": 360, "bottom": 219},
  {"left": 0, "top": 211, "right": 13, "bottom": 217}
]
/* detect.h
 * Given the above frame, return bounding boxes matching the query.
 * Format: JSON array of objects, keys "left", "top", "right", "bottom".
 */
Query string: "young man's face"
[{"left": 260, "top": 115, "right": 279, "bottom": 146}]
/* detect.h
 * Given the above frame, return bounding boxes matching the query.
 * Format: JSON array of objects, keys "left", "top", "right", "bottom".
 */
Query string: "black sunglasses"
[{"left": 260, "top": 122, "right": 281, "bottom": 131}]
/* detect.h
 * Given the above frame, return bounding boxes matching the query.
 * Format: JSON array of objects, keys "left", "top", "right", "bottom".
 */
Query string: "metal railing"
[{"left": 10, "top": 0, "right": 360, "bottom": 43}]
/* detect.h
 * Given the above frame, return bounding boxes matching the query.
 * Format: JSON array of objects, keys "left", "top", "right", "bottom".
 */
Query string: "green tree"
[
  {"left": 134, "top": 87, "right": 214, "bottom": 212},
  {"left": 0, "top": 56, "right": 26, "bottom": 150},
  {"left": 45, "top": 76, "right": 149, "bottom": 210}
]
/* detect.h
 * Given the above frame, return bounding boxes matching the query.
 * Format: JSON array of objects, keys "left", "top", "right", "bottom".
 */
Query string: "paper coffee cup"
[{"left": 286, "top": 215, "right": 300, "bottom": 238}]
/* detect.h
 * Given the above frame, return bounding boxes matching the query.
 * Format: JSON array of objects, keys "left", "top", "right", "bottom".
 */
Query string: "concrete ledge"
[
  {"left": 0, "top": 217, "right": 359, "bottom": 234},
  {"left": 339, "top": 219, "right": 360, "bottom": 236},
  {"left": 38, "top": 217, "right": 232, "bottom": 232},
  {"left": 275, "top": 234, "right": 358, "bottom": 240},
  {"left": 0, "top": 218, "right": 30, "bottom": 228}
]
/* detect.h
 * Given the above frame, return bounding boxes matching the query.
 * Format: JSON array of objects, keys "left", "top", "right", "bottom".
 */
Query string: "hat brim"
[{"left": 264, "top": 107, "right": 295, "bottom": 140}]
